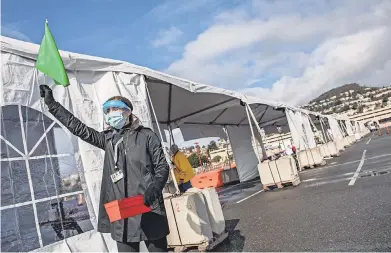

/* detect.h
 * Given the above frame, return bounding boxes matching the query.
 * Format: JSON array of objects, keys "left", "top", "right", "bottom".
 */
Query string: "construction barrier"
[
  {"left": 298, "top": 146, "right": 326, "bottom": 169},
  {"left": 327, "top": 141, "right": 340, "bottom": 157},
  {"left": 319, "top": 143, "right": 331, "bottom": 158},
  {"left": 341, "top": 136, "right": 351, "bottom": 148},
  {"left": 164, "top": 188, "right": 227, "bottom": 252},
  {"left": 258, "top": 156, "right": 300, "bottom": 189},
  {"left": 335, "top": 139, "right": 345, "bottom": 152},
  {"left": 191, "top": 169, "right": 224, "bottom": 189},
  {"left": 348, "top": 135, "right": 356, "bottom": 144},
  {"left": 319, "top": 142, "right": 340, "bottom": 158}
]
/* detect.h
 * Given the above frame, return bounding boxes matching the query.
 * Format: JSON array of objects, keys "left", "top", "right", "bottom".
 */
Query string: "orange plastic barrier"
[{"left": 191, "top": 168, "right": 224, "bottom": 189}]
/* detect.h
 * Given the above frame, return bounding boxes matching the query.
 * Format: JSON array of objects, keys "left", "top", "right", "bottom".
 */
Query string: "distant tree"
[
  {"left": 188, "top": 153, "right": 208, "bottom": 168},
  {"left": 206, "top": 140, "right": 218, "bottom": 157},
  {"left": 212, "top": 155, "right": 222, "bottom": 163},
  {"left": 352, "top": 102, "right": 358, "bottom": 110},
  {"left": 208, "top": 141, "right": 218, "bottom": 151}
]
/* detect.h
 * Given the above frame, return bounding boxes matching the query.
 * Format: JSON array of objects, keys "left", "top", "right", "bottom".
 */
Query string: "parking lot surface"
[{"left": 215, "top": 133, "right": 391, "bottom": 252}]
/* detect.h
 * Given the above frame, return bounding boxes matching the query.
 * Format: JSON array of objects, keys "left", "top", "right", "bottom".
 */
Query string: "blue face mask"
[{"left": 104, "top": 111, "right": 128, "bottom": 129}]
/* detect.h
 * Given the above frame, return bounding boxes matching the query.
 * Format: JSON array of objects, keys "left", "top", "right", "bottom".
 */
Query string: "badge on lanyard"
[
  {"left": 111, "top": 169, "right": 124, "bottom": 183},
  {"left": 111, "top": 137, "right": 124, "bottom": 184}
]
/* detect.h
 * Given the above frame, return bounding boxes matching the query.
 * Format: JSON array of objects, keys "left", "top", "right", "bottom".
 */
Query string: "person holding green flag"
[{"left": 37, "top": 21, "right": 170, "bottom": 252}]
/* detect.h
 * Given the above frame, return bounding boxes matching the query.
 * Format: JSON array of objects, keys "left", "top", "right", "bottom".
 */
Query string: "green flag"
[{"left": 35, "top": 20, "right": 69, "bottom": 86}]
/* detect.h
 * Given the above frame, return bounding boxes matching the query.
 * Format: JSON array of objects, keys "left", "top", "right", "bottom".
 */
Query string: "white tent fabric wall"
[
  {"left": 327, "top": 116, "right": 344, "bottom": 140},
  {"left": 345, "top": 120, "right": 354, "bottom": 135},
  {"left": 338, "top": 120, "right": 348, "bottom": 137},
  {"left": 1, "top": 51, "right": 154, "bottom": 252},
  {"left": 286, "top": 109, "right": 301, "bottom": 150},
  {"left": 356, "top": 122, "right": 361, "bottom": 132},
  {"left": 359, "top": 122, "right": 365, "bottom": 131},
  {"left": 226, "top": 126, "right": 259, "bottom": 182},
  {"left": 286, "top": 109, "right": 308, "bottom": 150},
  {"left": 301, "top": 113, "right": 317, "bottom": 149}
]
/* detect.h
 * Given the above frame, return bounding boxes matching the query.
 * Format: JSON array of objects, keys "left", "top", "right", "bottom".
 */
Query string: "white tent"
[
  {"left": 0, "top": 36, "right": 357, "bottom": 253},
  {"left": 1, "top": 36, "right": 295, "bottom": 252}
]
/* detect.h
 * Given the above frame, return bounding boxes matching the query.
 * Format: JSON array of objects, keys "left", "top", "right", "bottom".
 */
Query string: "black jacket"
[{"left": 47, "top": 101, "right": 170, "bottom": 242}]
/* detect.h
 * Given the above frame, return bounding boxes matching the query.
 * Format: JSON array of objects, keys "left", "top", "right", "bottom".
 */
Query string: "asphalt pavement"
[{"left": 214, "top": 133, "right": 391, "bottom": 252}]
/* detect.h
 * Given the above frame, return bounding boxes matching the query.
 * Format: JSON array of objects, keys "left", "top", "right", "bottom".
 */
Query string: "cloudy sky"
[
  {"left": 2, "top": 0, "right": 391, "bottom": 145},
  {"left": 3, "top": 0, "right": 391, "bottom": 106}
]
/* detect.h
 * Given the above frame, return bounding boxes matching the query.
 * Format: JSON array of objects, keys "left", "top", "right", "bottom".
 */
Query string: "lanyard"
[{"left": 113, "top": 137, "right": 124, "bottom": 170}]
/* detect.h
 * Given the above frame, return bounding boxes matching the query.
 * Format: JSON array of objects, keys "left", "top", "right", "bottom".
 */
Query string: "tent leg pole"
[
  {"left": 246, "top": 104, "right": 267, "bottom": 160},
  {"left": 168, "top": 125, "right": 175, "bottom": 145},
  {"left": 145, "top": 77, "right": 180, "bottom": 195},
  {"left": 245, "top": 106, "right": 261, "bottom": 163},
  {"left": 223, "top": 126, "right": 232, "bottom": 169},
  {"left": 246, "top": 105, "right": 276, "bottom": 185}
]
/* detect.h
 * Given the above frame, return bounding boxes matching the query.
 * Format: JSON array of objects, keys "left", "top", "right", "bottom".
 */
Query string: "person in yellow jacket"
[{"left": 170, "top": 144, "right": 195, "bottom": 193}]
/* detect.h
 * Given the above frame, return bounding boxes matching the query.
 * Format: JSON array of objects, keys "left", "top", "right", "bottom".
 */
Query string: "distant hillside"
[
  {"left": 302, "top": 83, "right": 391, "bottom": 116},
  {"left": 309, "top": 83, "right": 377, "bottom": 104}
]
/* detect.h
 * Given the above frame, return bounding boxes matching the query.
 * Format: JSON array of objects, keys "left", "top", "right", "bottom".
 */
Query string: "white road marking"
[
  {"left": 300, "top": 153, "right": 390, "bottom": 174},
  {"left": 236, "top": 190, "right": 264, "bottom": 204},
  {"left": 367, "top": 153, "right": 391, "bottom": 161},
  {"left": 302, "top": 172, "right": 355, "bottom": 183},
  {"left": 366, "top": 138, "right": 372, "bottom": 145},
  {"left": 302, "top": 178, "right": 318, "bottom": 182},
  {"left": 304, "top": 177, "right": 352, "bottom": 188},
  {"left": 348, "top": 150, "right": 367, "bottom": 186}
]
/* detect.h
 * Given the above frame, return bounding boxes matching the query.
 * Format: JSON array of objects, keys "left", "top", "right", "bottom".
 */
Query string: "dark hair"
[{"left": 107, "top": 96, "right": 133, "bottom": 111}]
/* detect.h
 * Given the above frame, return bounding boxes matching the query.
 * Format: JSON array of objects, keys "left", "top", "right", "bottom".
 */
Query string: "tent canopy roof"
[{"left": 2, "top": 36, "right": 345, "bottom": 130}]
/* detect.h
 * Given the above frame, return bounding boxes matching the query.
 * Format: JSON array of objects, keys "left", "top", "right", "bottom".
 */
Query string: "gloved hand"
[
  {"left": 144, "top": 183, "right": 160, "bottom": 207},
  {"left": 39, "top": 85, "right": 56, "bottom": 105}
]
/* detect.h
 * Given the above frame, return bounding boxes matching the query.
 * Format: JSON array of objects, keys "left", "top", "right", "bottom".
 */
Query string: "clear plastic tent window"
[{"left": 1, "top": 105, "right": 93, "bottom": 252}]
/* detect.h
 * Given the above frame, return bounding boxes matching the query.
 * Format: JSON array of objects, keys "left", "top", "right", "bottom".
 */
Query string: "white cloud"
[
  {"left": 166, "top": 0, "right": 391, "bottom": 105},
  {"left": 152, "top": 27, "right": 183, "bottom": 48}
]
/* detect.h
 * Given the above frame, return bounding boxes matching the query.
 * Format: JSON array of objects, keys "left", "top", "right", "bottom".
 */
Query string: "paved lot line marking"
[
  {"left": 348, "top": 150, "right": 367, "bottom": 186},
  {"left": 366, "top": 138, "right": 372, "bottom": 145},
  {"left": 300, "top": 153, "right": 390, "bottom": 174},
  {"left": 236, "top": 190, "right": 264, "bottom": 204}
]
